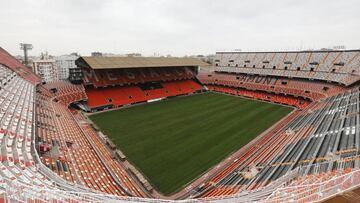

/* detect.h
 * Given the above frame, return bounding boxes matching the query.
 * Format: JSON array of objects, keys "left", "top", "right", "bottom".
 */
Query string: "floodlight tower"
[{"left": 20, "top": 43, "right": 33, "bottom": 67}]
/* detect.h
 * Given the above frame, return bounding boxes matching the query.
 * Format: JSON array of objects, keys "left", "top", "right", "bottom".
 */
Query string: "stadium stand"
[
  {"left": 214, "top": 50, "right": 360, "bottom": 86},
  {"left": 36, "top": 87, "right": 147, "bottom": 196},
  {"left": 0, "top": 46, "right": 360, "bottom": 202},
  {"left": 197, "top": 88, "right": 360, "bottom": 200},
  {"left": 0, "top": 47, "right": 40, "bottom": 84},
  {"left": 42, "top": 80, "right": 87, "bottom": 106},
  {"left": 75, "top": 56, "right": 206, "bottom": 111},
  {"left": 0, "top": 62, "right": 101, "bottom": 202},
  {"left": 85, "top": 80, "right": 203, "bottom": 109},
  {"left": 198, "top": 71, "right": 347, "bottom": 101},
  {"left": 206, "top": 85, "right": 310, "bottom": 109},
  {"left": 82, "top": 67, "right": 196, "bottom": 87}
]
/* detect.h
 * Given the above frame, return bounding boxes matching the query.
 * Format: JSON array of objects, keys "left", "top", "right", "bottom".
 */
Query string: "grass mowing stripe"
[{"left": 89, "top": 92, "right": 293, "bottom": 195}]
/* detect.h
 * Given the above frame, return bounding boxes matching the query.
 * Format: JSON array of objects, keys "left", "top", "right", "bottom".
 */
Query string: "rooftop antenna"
[{"left": 20, "top": 43, "right": 33, "bottom": 67}]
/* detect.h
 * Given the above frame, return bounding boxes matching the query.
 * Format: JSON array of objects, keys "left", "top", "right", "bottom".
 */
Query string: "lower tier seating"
[
  {"left": 198, "top": 71, "right": 347, "bottom": 101},
  {"left": 207, "top": 85, "right": 310, "bottom": 109},
  {"left": 85, "top": 79, "right": 203, "bottom": 109}
]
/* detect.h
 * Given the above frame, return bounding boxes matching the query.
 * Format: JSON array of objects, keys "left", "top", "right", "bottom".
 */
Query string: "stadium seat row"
[{"left": 214, "top": 51, "right": 360, "bottom": 86}]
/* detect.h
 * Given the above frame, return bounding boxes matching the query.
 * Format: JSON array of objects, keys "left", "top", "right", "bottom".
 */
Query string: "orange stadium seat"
[{"left": 85, "top": 79, "right": 203, "bottom": 109}]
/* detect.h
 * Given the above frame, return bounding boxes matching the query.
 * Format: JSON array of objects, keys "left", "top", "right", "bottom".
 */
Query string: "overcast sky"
[{"left": 1, "top": 0, "right": 359, "bottom": 56}]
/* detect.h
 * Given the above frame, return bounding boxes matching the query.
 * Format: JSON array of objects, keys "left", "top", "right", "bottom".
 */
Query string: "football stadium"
[
  {"left": 1, "top": 46, "right": 360, "bottom": 202},
  {"left": 1, "top": 0, "right": 360, "bottom": 202}
]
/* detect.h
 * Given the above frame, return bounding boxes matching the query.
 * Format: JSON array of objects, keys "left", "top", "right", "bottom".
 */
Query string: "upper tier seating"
[
  {"left": 265, "top": 166, "right": 357, "bottom": 202},
  {"left": 83, "top": 67, "right": 196, "bottom": 87},
  {"left": 0, "top": 66, "right": 61, "bottom": 196},
  {"left": 0, "top": 64, "right": 17, "bottom": 87},
  {"left": 0, "top": 47, "right": 40, "bottom": 84},
  {"left": 214, "top": 51, "right": 360, "bottom": 86}
]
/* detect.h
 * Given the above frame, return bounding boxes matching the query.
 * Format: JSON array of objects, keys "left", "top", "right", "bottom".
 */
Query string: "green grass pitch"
[{"left": 89, "top": 92, "right": 293, "bottom": 195}]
